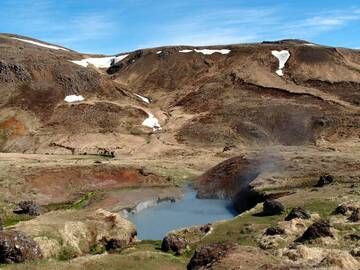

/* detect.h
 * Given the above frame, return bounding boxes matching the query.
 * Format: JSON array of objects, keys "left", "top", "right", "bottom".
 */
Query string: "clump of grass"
[
  {"left": 43, "top": 191, "right": 98, "bottom": 212},
  {"left": 89, "top": 243, "right": 106, "bottom": 255},
  {"left": 57, "top": 246, "right": 78, "bottom": 261},
  {"left": 72, "top": 192, "right": 97, "bottom": 209}
]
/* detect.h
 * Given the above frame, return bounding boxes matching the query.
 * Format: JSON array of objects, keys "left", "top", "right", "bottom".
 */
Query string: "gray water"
[{"left": 127, "top": 187, "right": 236, "bottom": 240}]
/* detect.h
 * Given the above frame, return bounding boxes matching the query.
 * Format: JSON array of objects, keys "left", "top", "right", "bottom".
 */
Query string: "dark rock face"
[
  {"left": 0, "top": 230, "right": 42, "bottom": 264},
  {"left": 161, "top": 235, "right": 188, "bottom": 255},
  {"left": 348, "top": 209, "right": 360, "bottom": 222},
  {"left": 285, "top": 207, "right": 311, "bottom": 221},
  {"left": 296, "top": 220, "right": 333, "bottom": 242},
  {"left": 262, "top": 200, "right": 285, "bottom": 216},
  {"left": 0, "top": 61, "right": 31, "bottom": 83},
  {"left": 264, "top": 227, "right": 285, "bottom": 236},
  {"left": 187, "top": 243, "right": 234, "bottom": 270},
  {"left": 315, "top": 174, "right": 334, "bottom": 187},
  {"left": 104, "top": 238, "right": 127, "bottom": 252},
  {"left": 13, "top": 201, "right": 40, "bottom": 216},
  {"left": 233, "top": 187, "right": 265, "bottom": 213}
]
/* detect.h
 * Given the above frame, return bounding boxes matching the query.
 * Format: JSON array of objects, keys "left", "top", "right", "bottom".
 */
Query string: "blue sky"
[{"left": 1, "top": 0, "right": 360, "bottom": 54}]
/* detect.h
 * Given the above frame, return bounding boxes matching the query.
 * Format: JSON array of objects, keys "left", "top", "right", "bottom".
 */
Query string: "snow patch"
[
  {"left": 194, "top": 49, "right": 231, "bottom": 55},
  {"left": 304, "top": 43, "right": 317, "bottom": 47},
  {"left": 142, "top": 113, "right": 161, "bottom": 131},
  {"left": 12, "top": 37, "right": 69, "bottom": 51},
  {"left": 179, "top": 49, "right": 193, "bottom": 53},
  {"left": 156, "top": 51, "right": 162, "bottom": 54},
  {"left": 271, "top": 50, "right": 290, "bottom": 77},
  {"left": 70, "top": 54, "right": 128, "bottom": 68},
  {"left": 64, "top": 95, "right": 85, "bottom": 103},
  {"left": 135, "top": 93, "right": 150, "bottom": 104}
]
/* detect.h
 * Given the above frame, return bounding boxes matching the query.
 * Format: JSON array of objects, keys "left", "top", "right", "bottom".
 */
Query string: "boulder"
[
  {"left": 264, "top": 226, "right": 285, "bottom": 236},
  {"left": 0, "top": 230, "right": 42, "bottom": 264},
  {"left": 296, "top": 220, "right": 333, "bottom": 242},
  {"left": 348, "top": 208, "right": 360, "bottom": 222},
  {"left": 187, "top": 243, "right": 234, "bottom": 270},
  {"left": 285, "top": 207, "right": 311, "bottom": 221},
  {"left": 161, "top": 234, "right": 188, "bottom": 255},
  {"left": 262, "top": 200, "right": 285, "bottom": 216},
  {"left": 315, "top": 174, "right": 334, "bottom": 187},
  {"left": 14, "top": 209, "right": 137, "bottom": 258},
  {"left": 13, "top": 201, "right": 40, "bottom": 216}
]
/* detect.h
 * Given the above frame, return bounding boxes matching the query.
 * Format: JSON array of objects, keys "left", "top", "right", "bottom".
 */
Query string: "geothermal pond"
[{"left": 126, "top": 187, "right": 237, "bottom": 240}]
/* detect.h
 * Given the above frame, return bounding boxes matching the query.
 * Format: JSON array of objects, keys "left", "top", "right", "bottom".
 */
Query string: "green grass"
[
  {"left": 3, "top": 214, "right": 33, "bottom": 227},
  {"left": 43, "top": 191, "right": 99, "bottom": 212},
  {"left": 2, "top": 249, "right": 186, "bottom": 270},
  {"left": 304, "top": 199, "right": 339, "bottom": 218}
]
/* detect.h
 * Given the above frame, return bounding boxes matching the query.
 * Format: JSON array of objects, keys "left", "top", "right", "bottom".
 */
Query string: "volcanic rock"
[
  {"left": 264, "top": 226, "right": 285, "bottom": 236},
  {"left": 187, "top": 243, "right": 234, "bottom": 270},
  {"left": 333, "top": 204, "right": 349, "bottom": 215},
  {"left": 104, "top": 238, "right": 127, "bottom": 252},
  {"left": 0, "top": 230, "right": 42, "bottom": 264},
  {"left": 315, "top": 174, "right": 334, "bottom": 187},
  {"left": 296, "top": 220, "right": 333, "bottom": 242},
  {"left": 285, "top": 207, "right": 311, "bottom": 221},
  {"left": 161, "top": 234, "right": 188, "bottom": 255},
  {"left": 13, "top": 201, "right": 41, "bottom": 216},
  {"left": 262, "top": 200, "right": 285, "bottom": 216}
]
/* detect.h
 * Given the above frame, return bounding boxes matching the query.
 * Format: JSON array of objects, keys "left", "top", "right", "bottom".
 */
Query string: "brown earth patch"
[{"left": 24, "top": 165, "right": 167, "bottom": 204}]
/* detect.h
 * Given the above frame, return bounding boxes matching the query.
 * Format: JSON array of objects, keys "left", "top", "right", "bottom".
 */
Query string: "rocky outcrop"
[
  {"left": 195, "top": 156, "right": 260, "bottom": 199},
  {"left": 262, "top": 200, "right": 285, "bottom": 216},
  {"left": 14, "top": 209, "right": 136, "bottom": 258},
  {"left": 281, "top": 245, "right": 360, "bottom": 269},
  {"left": 161, "top": 234, "right": 188, "bottom": 255},
  {"left": 13, "top": 201, "right": 41, "bottom": 216},
  {"left": 285, "top": 207, "right": 311, "bottom": 221},
  {"left": 187, "top": 243, "right": 234, "bottom": 270},
  {"left": 296, "top": 220, "right": 333, "bottom": 242},
  {"left": 0, "top": 230, "right": 42, "bottom": 264}
]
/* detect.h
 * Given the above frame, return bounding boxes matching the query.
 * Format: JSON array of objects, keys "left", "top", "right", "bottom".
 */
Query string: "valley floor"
[{"left": 0, "top": 139, "right": 359, "bottom": 269}]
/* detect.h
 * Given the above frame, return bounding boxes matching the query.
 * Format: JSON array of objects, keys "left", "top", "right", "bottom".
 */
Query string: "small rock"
[
  {"left": 200, "top": 224, "right": 211, "bottom": 234},
  {"left": 315, "top": 174, "right": 334, "bottom": 187},
  {"left": 264, "top": 226, "right": 285, "bottom": 236},
  {"left": 0, "top": 230, "right": 42, "bottom": 264},
  {"left": 13, "top": 201, "right": 40, "bottom": 216},
  {"left": 296, "top": 220, "right": 333, "bottom": 242},
  {"left": 161, "top": 235, "right": 188, "bottom": 255},
  {"left": 262, "top": 200, "right": 285, "bottom": 216},
  {"left": 348, "top": 208, "right": 360, "bottom": 222},
  {"left": 187, "top": 243, "right": 234, "bottom": 270},
  {"left": 285, "top": 207, "right": 311, "bottom": 221},
  {"left": 333, "top": 204, "right": 348, "bottom": 215},
  {"left": 104, "top": 238, "right": 127, "bottom": 252}
]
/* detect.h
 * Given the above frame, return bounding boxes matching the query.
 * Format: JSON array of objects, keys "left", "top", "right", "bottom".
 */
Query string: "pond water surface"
[{"left": 127, "top": 187, "right": 236, "bottom": 240}]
